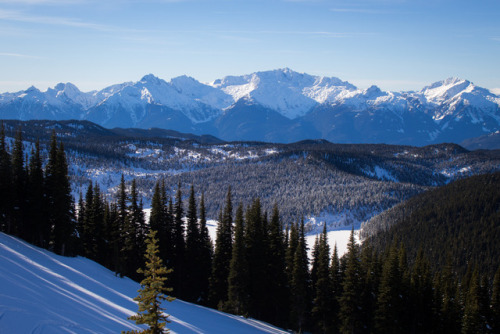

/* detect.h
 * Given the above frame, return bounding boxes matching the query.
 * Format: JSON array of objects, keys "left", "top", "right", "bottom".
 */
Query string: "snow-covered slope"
[
  {"left": 1, "top": 69, "right": 499, "bottom": 145},
  {"left": 0, "top": 232, "right": 288, "bottom": 334}
]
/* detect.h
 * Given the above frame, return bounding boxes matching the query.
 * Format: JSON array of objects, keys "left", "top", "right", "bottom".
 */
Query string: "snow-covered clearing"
[{"left": 0, "top": 232, "right": 288, "bottom": 334}]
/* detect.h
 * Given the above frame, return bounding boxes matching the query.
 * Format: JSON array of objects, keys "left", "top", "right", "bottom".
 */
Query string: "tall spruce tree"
[
  {"left": 184, "top": 184, "right": 201, "bottom": 303},
  {"left": 338, "top": 228, "right": 363, "bottom": 334},
  {"left": 90, "top": 183, "right": 106, "bottom": 264},
  {"left": 286, "top": 220, "right": 299, "bottom": 284},
  {"left": 120, "top": 179, "right": 146, "bottom": 281},
  {"left": 0, "top": 122, "right": 12, "bottom": 233},
  {"left": 209, "top": 187, "right": 233, "bottom": 308},
  {"left": 126, "top": 179, "right": 147, "bottom": 281},
  {"left": 437, "top": 258, "right": 462, "bottom": 334},
  {"left": 290, "top": 219, "right": 310, "bottom": 332},
  {"left": 44, "top": 135, "right": 75, "bottom": 256},
  {"left": 11, "top": 128, "right": 26, "bottom": 238},
  {"left": 244, "top": 198, "right": 268, "bottom": 319},
  {"left": 374, "top": 242, "right": 405, "bottom": 334},
  {"left": 491, "top": 267, "right": 500, "bottom": 333},
  {"left": 172, "top": 182, "right": 185, "bottom": 297},
  {"left": 149, "top": 180, "right": 172, "bottom": 267},
  {"left": 116, "top": 175, "right": 128, "bottom": 276},
  {"left": 27, "top": 139, "right": 44, "bottom": 246},
  {"left": 226, "top": 202, "right": 249, "bottom": 315},
  {"left": 198, "top": 192, "right": 212, "bottom": 305},
  {"left": 359, "top": 245, "right": 380, "bottom": 334},
  {"left": 81, "top": 183, "right": 95, "bottom": 258},
  {"left": 312, "top": 223, "right": 333, "bottom": 334},
  {"left": 410, "top": 248, "right": 434, "bottom": 333},
  {"left": 265, "top": 204, "right": 288, "bottom": 327},
  {"left": 330, "top": 244, "right": 342, "bottom": 334},
  {"left": 124, "top": 230, "right": 175, "bottom": 334},
  {"left": 462, "top": 269, "right": 489, "bottom": 334}
]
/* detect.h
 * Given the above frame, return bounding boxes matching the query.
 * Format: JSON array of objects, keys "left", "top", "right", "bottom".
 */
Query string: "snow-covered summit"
[
  {"left": 211, "top": 68, "right": 357, "bottom": 119},
  {"left": 421, "top": 77, "right": 473, "bottom": 103}
]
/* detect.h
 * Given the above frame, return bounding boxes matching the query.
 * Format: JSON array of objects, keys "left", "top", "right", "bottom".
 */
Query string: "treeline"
[{"left": 0, "top": 124, "right": 75, "bottom": 255}]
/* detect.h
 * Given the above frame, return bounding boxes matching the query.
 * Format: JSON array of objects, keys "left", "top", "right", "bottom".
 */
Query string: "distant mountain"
[
  {"left": 1, "top": 69, "right": 499, "bottom": 145},
  {"left": 460, "top": 130, "right": 500, "bottom": 150}
]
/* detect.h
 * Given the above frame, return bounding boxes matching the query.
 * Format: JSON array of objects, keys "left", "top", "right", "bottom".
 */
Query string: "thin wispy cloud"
[
  {"left": 0, "top": 52, "right": 40, "bottom": 59},
  {"left": 0, "top": 0, "right": 84, "bottom": 4},
  {"left": 0, "top": 9, "right": 149, "bottom": 34},
  {"left": 330, "top": 7, "right": 389, "bottom": 14},
  {"left": 209, "top": 30, "right": 373, "bottom": 38}
]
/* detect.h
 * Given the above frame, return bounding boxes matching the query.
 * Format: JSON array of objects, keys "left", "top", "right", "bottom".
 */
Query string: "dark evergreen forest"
[{"left": 1, "top": 121, "right": 499, "bottom": 333}]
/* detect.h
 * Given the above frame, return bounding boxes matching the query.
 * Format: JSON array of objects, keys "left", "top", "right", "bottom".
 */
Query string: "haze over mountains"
[{"left": 1, "top": 68, "right": 500, "bottom": 146}]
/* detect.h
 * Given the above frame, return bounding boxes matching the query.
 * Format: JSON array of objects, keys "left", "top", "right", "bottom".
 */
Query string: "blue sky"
[{"left": 1, "top": 0, "right": 499, "bottom": 93}]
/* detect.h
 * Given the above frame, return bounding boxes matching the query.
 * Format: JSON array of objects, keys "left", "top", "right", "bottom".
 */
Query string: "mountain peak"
[
  {"left": 140, "top": 74, "right": 163, "bottom": 85},
  {"left": 422, "top": 77, "right": 473, "bottom": 102}
]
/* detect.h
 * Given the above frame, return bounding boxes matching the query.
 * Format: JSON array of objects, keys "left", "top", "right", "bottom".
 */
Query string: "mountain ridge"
[{"left": 1, "top": 69, "right": 499, "bottom": 146}]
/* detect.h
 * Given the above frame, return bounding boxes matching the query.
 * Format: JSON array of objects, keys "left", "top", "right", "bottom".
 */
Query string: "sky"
[{"left": 1, "top": 0, "right": 499, "bottom": 93}]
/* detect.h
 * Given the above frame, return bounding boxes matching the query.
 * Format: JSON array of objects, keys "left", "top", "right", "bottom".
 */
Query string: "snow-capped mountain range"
[{"left": 1, "top": 68, "right": 499, "bottom": 145}]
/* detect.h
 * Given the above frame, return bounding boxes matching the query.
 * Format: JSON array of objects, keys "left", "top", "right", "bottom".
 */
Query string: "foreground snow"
[{"left": 0, "top": 232, "right": 288, "bottom": 334}]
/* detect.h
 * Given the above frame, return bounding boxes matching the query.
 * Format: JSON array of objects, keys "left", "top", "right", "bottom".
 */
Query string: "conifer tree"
[
  {"left": 11, "top": 128, "right": 26, "bottom": 237},
  {"left": 438, "top": 258, "right": 462, "bottom": 334},
  {"left": 339, "top": 228, "right": 363, "bottom": 334},
  {"left": 149, "top": 181, "right": 164, "bottom": 235},
  {"left": 244, "top": 198, "right": 268, "bottom": 319},
  {"left": 77, "top": 192, "right": 85, "bottom": 253},
  {"left": 90, "top": 183, "right": 106, "bottom": 264},
  {"left": 149, "top": 180, "right": 171, "bottom": 267},
  {"left": 44, "top": 135, "right": 75, "bottom": 256},
  {"left": 312, "top": 223, "right": 333, "bottom": 334},
  {"left": 286, "top": 220, "right": 299, "bottom": 283},
  {"left": 116, "top": 174, "right": 128, "bottom": 276},
  {"left": 125, "top": 179, "right": 147, "bottom": 281},
  {"left": 81, "top": 183, "right": 94, "bottom": 258},
  {"left": 198, "top": 192, "right": 212, "bottom": 305},
  {"left": 103, "top": 201, "right": 118, "bottom": 270},
  {"left": 374, "top": 242, "right": 405, "bottom": 334},
  {"left": 171, "top": 182, "right": 185, "bottom": 297},
  {"left": 209, "top": 187, "right": 233, "bottom": 308},
  {"left": 359, "top": 245, "right": 380, "bottom": 334},
  {"left": 410, "top": 248, "right": 434, "bottom": 333},
  {"left": 0, "top": 122, "right": 12, "bottom": 233},
  {"left": 226, "top": 202, "right": 249, "bottom": 315},
  {"left": 27, "top": 139, "right": 45, "bottom": 246},
  {"left": 265, "top": 204, "right": 288, "bottom": 327},
  {"left": 330, "top": 244, "right": 342, "bottom": 334},
  {"left": 310, "top": 235, "right": 320, "bottom": 293},
  {"left": 462, "top": 269, "right": 488, "bottom": 334},
  {"left": 491, "top": 267, "right": 500, "bottom": 333},
  {"left": 184, "top": 184, "right": 201, "bottom": 302},
  {"left": 290, "top": 219, "right": 310, "bottom": 332},
  {"left": 124, "top": 230, "right": 175, "bottom": 334}
]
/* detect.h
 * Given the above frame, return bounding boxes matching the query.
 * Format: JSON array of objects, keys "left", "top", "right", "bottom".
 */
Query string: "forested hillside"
[
  {"left": 2, "top": 119, "right": 499, "bottom": 230},
  {"left": 361, "top": 172, "right": 500, "bottom": 278}
]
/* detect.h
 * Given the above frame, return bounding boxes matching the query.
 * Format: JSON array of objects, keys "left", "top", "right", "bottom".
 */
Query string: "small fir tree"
[{"left": 124, "top": 229, "right": 175, "bottom": 334}]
